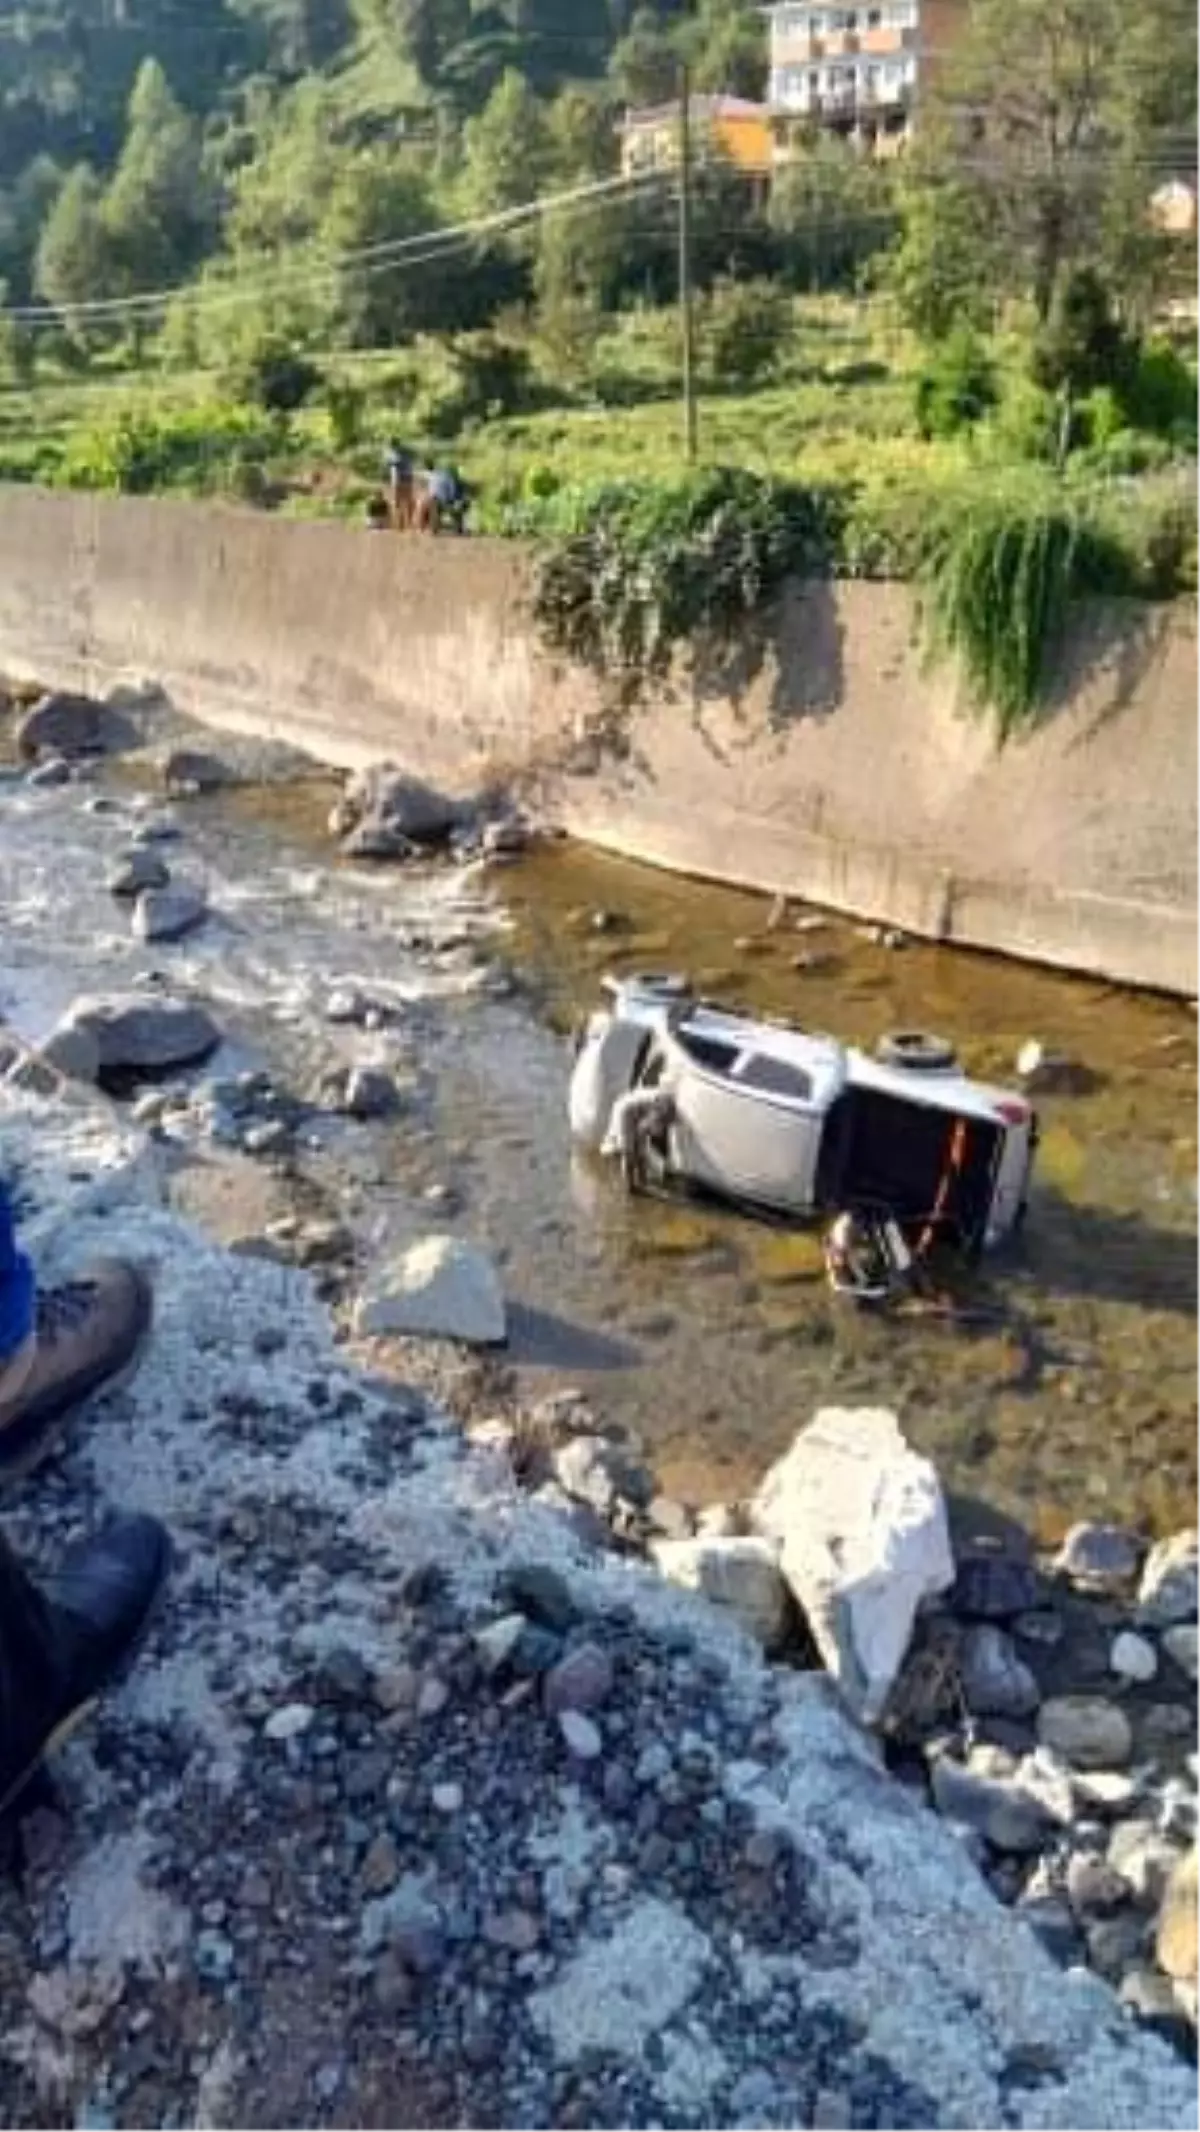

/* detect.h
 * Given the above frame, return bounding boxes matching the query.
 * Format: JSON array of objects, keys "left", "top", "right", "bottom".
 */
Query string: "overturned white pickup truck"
[{"left": 570, "top": 974, "right": 1038, "bottom": 1256}]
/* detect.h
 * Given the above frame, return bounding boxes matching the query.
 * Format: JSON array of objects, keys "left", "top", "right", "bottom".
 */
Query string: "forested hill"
[{"left": 0, "top": 0, "right": 770, "bottom": 317}]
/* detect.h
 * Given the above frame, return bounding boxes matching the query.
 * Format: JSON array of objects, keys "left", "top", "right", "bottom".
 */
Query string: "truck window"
[{"left": 736, "top": 1055, "right": 814, "bottom": 1100}]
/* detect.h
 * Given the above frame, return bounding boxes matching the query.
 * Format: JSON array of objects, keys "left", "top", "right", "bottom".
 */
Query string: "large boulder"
[
  {"left": 54, "top": 993, "right": 222, "bottom": 1075},
  {"left": 16, "top": 690, "right": 134, "bottom": 760},
  {"left": 651, "top": 1535, "right": 790, "bottom": 1651},
  {"left": 355, "top": 1235, "right": 506, "bottom": 1346},
  {"left": 337, "top": 764, "right": 462, "bottom": 847},
  {"left": 750, "top": 1407, "right": 954, "bottom": 1723}
]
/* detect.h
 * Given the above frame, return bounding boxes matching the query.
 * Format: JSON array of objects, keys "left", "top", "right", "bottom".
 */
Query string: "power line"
[{"left": 1, "top": 167, "right": 669, "bottom": 326}]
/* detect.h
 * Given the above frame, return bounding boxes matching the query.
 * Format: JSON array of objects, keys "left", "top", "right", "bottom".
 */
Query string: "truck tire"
[
  {"left": 876, "top": 1029, "right": 958, "bottom": 1072},
  {"left": 624, "top": 972, "right": 692, "bottom": 1002}
]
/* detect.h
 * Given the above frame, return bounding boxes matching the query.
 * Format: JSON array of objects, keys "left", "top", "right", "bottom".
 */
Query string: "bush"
[
  {"left": 1121, "top": 338, "right": 1198, "bottom": 444},
  {"left": 700, "top": 280, "right": 793, "bottom": 392},
  {"left": 917, "top": 490, "right": 1133, "bottom": 742},
  {"left": 914, "top": 327, "right": 998, "bottom": 441},
  {"left": 231, "top": 337, "right": 322, "bottom": 415},
  {"left": 529, "top": 467, "right": 846, "bottom": 691},
  {"left": 1031, "top": 269, "right": 1134, "bottom": 401},
  {"left": 325, "top": 377, "right": 365, "bottom": 453},
  {"left": 55, "top": 402, "right": 278, "bottom": 498},
  {"left": 982, "top": 377, "right": 1062, "bottom": 464}
]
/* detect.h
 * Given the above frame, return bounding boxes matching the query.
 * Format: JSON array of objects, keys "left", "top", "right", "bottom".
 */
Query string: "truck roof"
[{"left": 612, "top": 984, "right": 1025, "bottom": 1127}]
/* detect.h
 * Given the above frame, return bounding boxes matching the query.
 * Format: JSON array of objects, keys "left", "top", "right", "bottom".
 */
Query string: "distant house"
[
  {"left": 767, "top": 0, "right": 963, "bottom": 158},
  {"left": 1151, "top": 179, "right": 1198, "bottom": 238},
  {"left": 618, "top": 94, "right": 774, "bottom": 179}
]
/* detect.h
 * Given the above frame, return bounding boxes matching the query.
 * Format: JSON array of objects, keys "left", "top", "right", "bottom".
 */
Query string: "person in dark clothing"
[{"left": 0, "top": 1190, "right": 169, "bottom": 1814}]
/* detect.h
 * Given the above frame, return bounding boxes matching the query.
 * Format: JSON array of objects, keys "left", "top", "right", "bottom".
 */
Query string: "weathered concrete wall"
[{"left": 0, "top": 485, "right": 1194, "bottom": 992}]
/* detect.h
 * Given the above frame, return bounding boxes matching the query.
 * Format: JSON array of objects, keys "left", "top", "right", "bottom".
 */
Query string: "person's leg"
[
  {"left": 0, "top": 1180, "right": 152, "bottom": 1483},
  {"left": 0, "top": 1514, "right": 170, "bottom": 1813},
  {"left": 0, "top": 1185, "right": 36, "bottom": 1410}
]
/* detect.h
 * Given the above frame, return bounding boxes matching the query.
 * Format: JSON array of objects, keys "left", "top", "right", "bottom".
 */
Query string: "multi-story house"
[{"left": 767, "top": 0, "right": 960, "bottom": 157}]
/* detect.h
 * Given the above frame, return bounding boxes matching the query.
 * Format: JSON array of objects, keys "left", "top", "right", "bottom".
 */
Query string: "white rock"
[
  {"left": 1110, "top": 1631, "right": 1158, "bottom": 1683},
  {"left": 431, "top": 1782, "right": 463, "bottom": 1814},
  {"left": 750, "top": 1407, "right": 953, "bottom": 1723},
  {"left": 355, "top": 1235, "right": 506, "bottom": 1346},
  {"left": 650, "top": 1536, "right": 789, "bottom": 1652},
  {"left": 1108, "top": 1820, "right": 1183, "bottom": 1906},
  {"left": 264, "top": 1703, "right": 315, "bottom": 1742},
  {"left": 55, "top": 992, "right": 221, "bottom": 1073},
  {"left": 558, "top": 1710, "right": 602, "bottom": 1761}
]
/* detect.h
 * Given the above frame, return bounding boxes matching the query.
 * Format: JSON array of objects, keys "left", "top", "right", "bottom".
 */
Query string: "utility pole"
[{"left": 677, "top": 60, "right": 698, "bottom": 463}]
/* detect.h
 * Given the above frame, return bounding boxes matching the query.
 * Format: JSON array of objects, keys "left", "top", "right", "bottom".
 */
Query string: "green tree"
[
  {"left": 319, "top": 154, "right": 450, "bottom": 343},
  {"left": 610, "top": 8, "right": 680, "bottom": 107},
  {"left": 685, "top": 0, "right": 766, "bottom": 101},
  {"left": 458, "top": 68, "right": 554, "bottom": 218},
  {"left": 227, "top": 83, "right": 340, "bottom": 255},
  {"left": 34, "top": 164, "right": 113, "bottom": 334},
  {"left": 923, "top": 0, "right": 1196, "bottom": 322},
  {"left": 101, "top": 59, "right": 211, "bottom": 297},
  {"left": 880, "top": 146, "right": 1001, "bottom": 338},
  {"left": 771, "top": 140, "right": 897, "bottom": 293}
]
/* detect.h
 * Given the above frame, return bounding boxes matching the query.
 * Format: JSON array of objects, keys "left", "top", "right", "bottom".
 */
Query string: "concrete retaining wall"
[{"left": 0, "top": 485, "right": 1194, "bottom": 992}]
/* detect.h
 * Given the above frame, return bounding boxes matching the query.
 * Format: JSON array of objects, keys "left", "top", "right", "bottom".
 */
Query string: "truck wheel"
[
  {"left": 625, "top": 972, "right": 691, "bottom": 1002},
  {"left": 876, "top": 1030, "right": 958, "bottom": 1072}
]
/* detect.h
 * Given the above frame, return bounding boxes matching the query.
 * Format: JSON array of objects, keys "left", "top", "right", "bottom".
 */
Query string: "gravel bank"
[{"left": 0, "top": 1079, "right": 1194, "bottom": 2131}]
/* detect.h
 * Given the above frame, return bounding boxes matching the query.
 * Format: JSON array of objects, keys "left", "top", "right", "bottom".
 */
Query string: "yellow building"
[{"left": 619, "top": 95, "right": 774, "bottom": 179}]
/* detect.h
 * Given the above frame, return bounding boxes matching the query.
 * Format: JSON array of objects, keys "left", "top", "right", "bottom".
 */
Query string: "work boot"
[
  {"left": 0, "top": 1514, "right": 170, "bottom": 1817},
  {"left": 0, "top": 1260, "right": 152, "bottom": 1486}
]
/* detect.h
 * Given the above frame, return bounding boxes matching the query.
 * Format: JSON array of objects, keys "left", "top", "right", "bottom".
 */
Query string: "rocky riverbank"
[{"left": 0, "top": 682, "right": 1196, "bottom": 2128}]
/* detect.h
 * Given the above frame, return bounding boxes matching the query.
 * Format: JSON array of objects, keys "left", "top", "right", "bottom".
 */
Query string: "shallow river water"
[{"left": 2, "top": 766, "right": 1195, "bottom": 1539}]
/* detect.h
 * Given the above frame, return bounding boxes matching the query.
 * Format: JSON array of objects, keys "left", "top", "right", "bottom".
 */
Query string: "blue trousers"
[{"left": 0, "top": 1183, "right": 35, "bottom": 1365}]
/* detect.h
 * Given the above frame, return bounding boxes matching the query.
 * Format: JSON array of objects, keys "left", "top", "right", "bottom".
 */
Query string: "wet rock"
[
  {"left": 1017, "top": 1894, "right": 1081, "bottom": 1966},
  {"left": 929, "top": 1757, "right": 1054, "bottom": 1853},
  {"left": 543, "top": 1644, "right": 614, "bottom": 1717},
  {"left": 160, "top": 748, "right": 233, "bottom": 794},
  {"left": 16, "top": 690, "right": 126, "bottom": 760},
  {"left": 498, "top": 1563, "right": 579, "bottom": 1631},
  {"left": 1156, "top": 1849, "right": 1198, "bottom": 1985},
  {"left": 325, "top": 987, "right": 369, "bottom": 1025},
  {"left": 337, "top": 766, "right": 461, "bottom": 848},
  {"left": 37, "top": 1024, "right": 102, "bottom": 1086},
  {"left": 108, "top": 849, "right": 169, "bottom": 898},
  {"left": 552, "top": 1434, "right": 652, "bottom": 1515},
  {"left": 1015, "top": 1041, "right": 1083, "bottom": 1093},
  {"left": 1086, "top": 1910, "right": 1150, "bottom": 1982},
  {"left": 355, "top": 1236, "right": 506, "bottom": 1346},
  {"left": 341, "top": 820, "right": 416, "bottom": 862},
  {"left": 133, "top": 883, "right": 208, "bottom": 943},
  {"left": 1013, "top": 1608, "right": 1065, "bottom": 1648},
  {"left": 1038, "top": 1696, "right": 1133, "bottom": 1770},
  {"left": 1110, "top": 1631, "right": 1158, "bottom": 1683},
  {"left": 1164, "top": 1625, "right": 1199, "bottom": 1680},
  {"left": 56, "top": 992, "right": 221, "bottom": 1074},
  {"left": 558, "top": 1710, "right": 602, "bottom": 1762},
  {"left": 242, "top": 1120, "right": 290, "bottom": 1158},
  {"left": 27, "top": 755, "right": 72, "bottom": 787},
  {"left": 341, "top": 1067, "right": 398, "bottom": 1120},
  {"left": 951, "top": 1548, "right": 1039, "bottom": 1622},
  {"left": 1108, "top": 1822, "right": 1183, "bottom": 1906},
  {"left": 751, "top": 1407, "right": 953, "bottom": 1723},
  {"left": 1066, "top": 1853, "right": 1131, "bottom": 1919},
  {"left": 1054, "top": 1523, "right": 1144, "bottom": 1596},
  {"left": 1137, "top": 1533, "right": 1198, "bottom": 1629},
  {"left": 650, "top": 1535, "right": 789, "bottom": 1653},
  {"left": 960, "top": 1625, "right": 1041, "bottom": 1719}
]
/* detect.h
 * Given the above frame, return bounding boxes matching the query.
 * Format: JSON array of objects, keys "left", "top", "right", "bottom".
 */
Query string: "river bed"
[{"left": 2, "top": 763, "right": 1195, "bottom": 1541}]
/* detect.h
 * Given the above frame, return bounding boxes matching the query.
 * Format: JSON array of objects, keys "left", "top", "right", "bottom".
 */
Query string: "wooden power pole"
[{"left": 677, "top": 61, "right": 698, "bottom": 463}]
